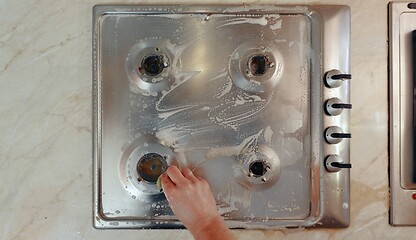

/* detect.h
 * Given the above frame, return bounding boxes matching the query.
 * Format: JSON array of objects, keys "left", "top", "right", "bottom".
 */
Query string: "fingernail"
[{"left": 157, "top": 174, "right": 164, "bottom": 192}]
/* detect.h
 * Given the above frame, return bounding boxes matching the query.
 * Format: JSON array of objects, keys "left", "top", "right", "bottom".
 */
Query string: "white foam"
[
  {"left": 217, "top": 16, "right": 268, "bottom": 28},
  {"left": 270, "top": 19, "right": 282, "bottom": 30}
]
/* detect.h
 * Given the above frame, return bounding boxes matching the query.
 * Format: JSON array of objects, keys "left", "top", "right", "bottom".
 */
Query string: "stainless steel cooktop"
[{"left": 93, "top": 4, "right": 352, "bottom": 229}]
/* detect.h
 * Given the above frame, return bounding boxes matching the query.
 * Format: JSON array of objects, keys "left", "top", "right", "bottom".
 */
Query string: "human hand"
[
  {"left": 161, "top": 165, "right": 218, "bottom": 232},
  {"left": 161, "top": 165, "right": 235, "bottom": 240}
]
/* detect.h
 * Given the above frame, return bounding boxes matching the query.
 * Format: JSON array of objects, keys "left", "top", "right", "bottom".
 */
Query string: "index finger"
[{"left": 165, "top": 165, "right": 187, "bottom": 185}]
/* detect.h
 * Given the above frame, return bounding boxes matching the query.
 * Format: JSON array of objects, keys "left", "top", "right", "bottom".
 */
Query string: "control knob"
[
  {"left": 325, "top": 98, "right": 352, "bottom": 116},
  {"left": 324, "top": 69, "right": 351, "bottom": 88},
  {"left": 325, "top": 155, "right": 352, "bottom": 172},
  {"left": 324, "top": 126, "right": 351, "bottom": 144}
]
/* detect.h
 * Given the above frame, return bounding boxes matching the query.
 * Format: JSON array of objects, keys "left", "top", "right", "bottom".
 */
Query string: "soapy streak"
[
  {"left": 157, "top": 70, "right": 228, "bottom": 117},
  {"left": 233, "top": 93, "right": 264, "bottom": 106},
  {"left": 217, "top": 79, "right": 233, "bottom": 98},
  {"left": 217, "top": 182, "right": 253, "bottom": 215},
  {"left": 205, "top": 129, "right": 263, "bottom": 159},
  {"left": 207, "top": 69, "right": 227, "bottom": 82},
  {"left": 217, "top": 17, "right": 268, "bottom": 28},
  {"left": 211, "top": 92, "right": 271, "bottom": 126},
  {"left": 155, "top": 41, "right": 198, "bottom": 113},
  {"left": 155, "top": 71, "right": 200, "bottom": 112},
  {"left": 221, "top": 5, "right": 307, "bottom": 13},
  {"left": 216, "top": 74, "right": 232, "bottom": 98},
  {"left": 157, "top": 80, "right": 270, "bottom": 133},
  {"left": 270, "top": 19, "right": 282, "bottom": 30},
  {"left": 264, "top": 126, "right": 273, "bottom": 145},
  {"left": 157, "top": 105, "right": 195, "bottom": 119}
]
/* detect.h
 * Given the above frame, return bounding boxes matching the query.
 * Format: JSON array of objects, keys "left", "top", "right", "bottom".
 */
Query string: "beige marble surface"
[{"left": 0, "top": 0, "right": 414, "bottom": 239}]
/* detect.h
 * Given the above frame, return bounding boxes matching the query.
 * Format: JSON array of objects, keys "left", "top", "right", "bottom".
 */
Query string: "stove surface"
[{"left": 93, "top": 4, "right": 351, "bottom": 229}]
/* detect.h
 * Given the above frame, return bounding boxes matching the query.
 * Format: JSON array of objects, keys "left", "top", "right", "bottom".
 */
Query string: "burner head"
[
  {"left": 249, "top": 160, "right": 268, "bottom": 177},
  {"left": 120, "top": 136, "right": 174, "bottom": 196},
  {"left": 137, "top": 153, "right": 168, "bottom": 183},
  {"left": 125, "top": 40, "right": 175, "bottom": 93},
  {"left": 228, "top": 42, "right": 283, "bottom": 93},
  {"left": 235, "top": 145, "right": 281, "bottom": 189},
  {"left": 247, "top": 54, "right": 270, "bottom": 76},
  {"left": 140, "top": 54, "right": 167, "bottom": 76}
]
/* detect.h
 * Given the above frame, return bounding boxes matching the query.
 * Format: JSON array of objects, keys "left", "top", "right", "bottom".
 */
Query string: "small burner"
[
  {"left": 235, "top": 145, "right": 281, "bottom": 188},
  {"left": 140, "top": 54, "right": 167, "bottom": 76},
  {"left": 249, "top": 160, "right": 269, "bottom": 177},
  {"left": 247, "top": 55, "right": 271, "bottom": 76},
  {"left": 137, "top": 153, "right": 168, "bottom": 183}
]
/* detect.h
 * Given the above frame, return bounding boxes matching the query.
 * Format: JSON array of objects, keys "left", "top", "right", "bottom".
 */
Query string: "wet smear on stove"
[
  {"left": 218, "top": 182, "right": 253, "bottom": 216},
  {"left": 266, "top": 195, "right": 301, "bottom": 213},
  {"left": 215, "top": 14, "right": 282, "bottom": 32},
  {"left": 120, "top": 13, "right": 312, "bottom": 220},
  {"left": 217, "top": 16, "right": 268, "bottom": 28},
  {"left": 204, "top": 129, "right": 263, "bottom": 160},
  {"left": 270, "top": 19, "right": 283, "bottom": 31},
  {"left": 152, "top": 72, "right": 274, "bottom": 148},
  {"left": 208, "top": 92, "right": 270, "bottom": 131}
]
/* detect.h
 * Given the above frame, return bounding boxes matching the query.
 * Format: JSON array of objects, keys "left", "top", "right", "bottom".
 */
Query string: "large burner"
[{"left": 137, "top": 153, "right": 168, "bottom": 183}]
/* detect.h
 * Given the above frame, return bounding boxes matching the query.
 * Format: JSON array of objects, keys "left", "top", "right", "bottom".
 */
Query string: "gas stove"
[{"left": 93, "top": 4, "right": 352, "bottom": 229}]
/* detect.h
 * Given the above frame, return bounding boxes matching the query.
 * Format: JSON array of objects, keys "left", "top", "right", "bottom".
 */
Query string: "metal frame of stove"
[{"left": 92, "top": 4, "right": 351, "bottom": 229}]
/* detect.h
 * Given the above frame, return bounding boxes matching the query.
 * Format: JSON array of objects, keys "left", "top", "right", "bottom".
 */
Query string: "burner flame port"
[
  {"left": 247, "top": 54, "right": 273, "bottom": 76},
  {"left": 249, "top": 160, "right": 269, "bottom": 177},
  {"left": 139, "top": 54, "right": 167, "bottom": 76}
]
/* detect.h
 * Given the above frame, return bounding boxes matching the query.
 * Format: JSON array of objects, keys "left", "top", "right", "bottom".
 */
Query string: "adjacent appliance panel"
[{"left": 389, "top": 2, "right": 416, "bottom": 226}]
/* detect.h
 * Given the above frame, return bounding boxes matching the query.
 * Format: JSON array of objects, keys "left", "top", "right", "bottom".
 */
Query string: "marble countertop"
[{"left": 0, "top": 0, "right": 413, "bottom": 239}]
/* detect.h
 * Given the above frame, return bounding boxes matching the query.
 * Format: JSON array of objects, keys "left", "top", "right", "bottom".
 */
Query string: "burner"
[
  {"left": 125, "top": 40, "right": 176, "bottom": 93},
  {"left": 137, "top": 153, "right": 168, "bottom": 183},
  {"left": 119, "top": 135, "right": 174, "bottom": 197},
  {"left": 235, "top": 144, "right": 281, "bottom": 189},
  {"left": 139, "top": 55, "right": 168, "bottom": 77},
  {"left": 247, "top": 54, "right": 273, "bottom": 76},
  {"left": 229, "top": 42, "right": 283, "bottom": 93},
  {"left": 249, "top": 160, "right": 269, "bottom": 177}
]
